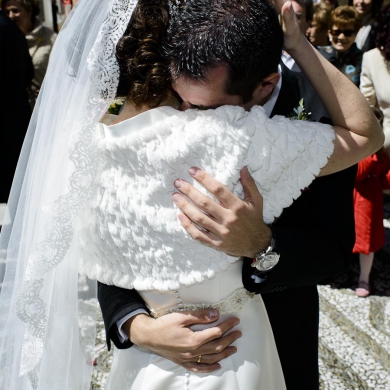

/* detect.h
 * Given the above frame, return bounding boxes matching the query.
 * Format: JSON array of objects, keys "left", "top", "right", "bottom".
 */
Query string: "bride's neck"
[{"left": 112, "top": 94, "right": 180, "bottom": 125}]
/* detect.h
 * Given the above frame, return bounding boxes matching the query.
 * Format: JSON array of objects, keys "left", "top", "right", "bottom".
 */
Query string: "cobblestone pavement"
[{"left": 317, "top": 196, "right": 390, "bottom": 390}]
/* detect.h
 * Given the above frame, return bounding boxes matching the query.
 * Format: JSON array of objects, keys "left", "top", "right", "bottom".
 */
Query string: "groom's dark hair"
[{"left": 164, "top": 0, "right": 284, "bottom": 103}]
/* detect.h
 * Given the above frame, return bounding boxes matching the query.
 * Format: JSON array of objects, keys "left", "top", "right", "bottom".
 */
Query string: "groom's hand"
[
  {"left": 172, "top": 166, "right": 271, "bottom": 258},
  {"left": 126, "top": 310, "right": 241, "bottom": 373}
]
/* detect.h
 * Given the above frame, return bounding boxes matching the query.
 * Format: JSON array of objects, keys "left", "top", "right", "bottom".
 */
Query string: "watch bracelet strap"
[{"left": 251, "top": 225, "right": 280, "bottom": 275}]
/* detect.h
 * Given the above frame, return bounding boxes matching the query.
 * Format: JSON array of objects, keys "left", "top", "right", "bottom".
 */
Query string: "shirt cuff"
[
  {"left": 251, "top": 274, "right": 267, "bottom": 284},
  {"left": 116, "top": 309, "right": 149, "bottom": 343}
]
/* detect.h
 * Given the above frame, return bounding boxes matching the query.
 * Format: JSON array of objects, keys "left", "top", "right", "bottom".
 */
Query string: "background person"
[
  {"left": 307, "top": 2, "right": 332, "bottom": 47},
  {"left": 353, "top": 109, "right": 390, "bottom": 297},
  {"left": 322, "top": 0, "right": 338, "bottom": 9},
  {"left": 360, "top": 4, "right": 390, "bottom": 155},
  {"left": 0, "top": 8, "right": 33, "bottom": 203},
  {"left": 350, "top": 0, "right": 383, "bottom": 52},
  {"left": 2, "top": 0, "right": 56, "bottom": 107},
  {"left": 318, "top": 6, "right": 363, "bottom": 87}
]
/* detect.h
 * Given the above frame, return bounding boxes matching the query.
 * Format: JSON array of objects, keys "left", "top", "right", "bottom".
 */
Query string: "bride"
[{"left": 0, "top": 0, "right": 382, "bottom": 389}]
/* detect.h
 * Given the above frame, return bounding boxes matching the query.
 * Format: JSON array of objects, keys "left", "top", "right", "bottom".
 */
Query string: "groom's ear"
[
  {"left": 260, "top": 72, "right": 281, "bottom": 96},
  {"left": 252, "top": 72, "right": 281, "bottom": 105}
]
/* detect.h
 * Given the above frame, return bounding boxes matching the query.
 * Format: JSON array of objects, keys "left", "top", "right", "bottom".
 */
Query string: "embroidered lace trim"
[
  {"left": 149, "top": 288, "right": 255, "bottom": 318},
  {"left": 14, "top": 1, "right": 137, "bottom": 386}
]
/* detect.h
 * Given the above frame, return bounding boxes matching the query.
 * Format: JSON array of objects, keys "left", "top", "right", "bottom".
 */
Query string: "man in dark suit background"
[
  {"left": 97, "top": 0, "right": 380, "bottom": 388},
  {"left": 0, "top": 9, "right": 33, "bottom": 203}
]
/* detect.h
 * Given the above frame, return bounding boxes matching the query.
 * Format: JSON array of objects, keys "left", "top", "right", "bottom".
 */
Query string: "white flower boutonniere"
[{"left": 289, "top": 98, "right": 311, "bottom": 121}]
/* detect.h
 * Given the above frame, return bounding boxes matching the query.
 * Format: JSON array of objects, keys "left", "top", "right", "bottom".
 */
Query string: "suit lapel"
[{"left": 271, "top": 63, "right": 300, "bottom": 118}]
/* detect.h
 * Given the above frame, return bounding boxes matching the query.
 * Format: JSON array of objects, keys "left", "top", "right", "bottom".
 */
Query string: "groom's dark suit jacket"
[{"left": 98, "top": 64, "right": 356, "bottom": 390}]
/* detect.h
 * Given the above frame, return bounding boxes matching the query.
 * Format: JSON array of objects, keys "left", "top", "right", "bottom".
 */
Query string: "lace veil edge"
[{"left": 0, "top": 0, "right": 137, "bottom": 388}]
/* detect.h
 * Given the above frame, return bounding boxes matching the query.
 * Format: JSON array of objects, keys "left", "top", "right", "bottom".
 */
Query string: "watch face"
[{"left": 256, "top": 252, "right": 280, "bottom": 271}]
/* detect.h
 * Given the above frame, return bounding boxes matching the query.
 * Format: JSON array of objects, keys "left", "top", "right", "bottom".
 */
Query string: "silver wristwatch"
[{"left": 251, "top": 238, "right": 280, "bottom": 272}]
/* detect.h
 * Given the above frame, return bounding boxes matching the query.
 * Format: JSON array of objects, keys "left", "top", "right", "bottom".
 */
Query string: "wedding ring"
[{"left": 197, "top": 355, "right": 202, "bottom": 364}]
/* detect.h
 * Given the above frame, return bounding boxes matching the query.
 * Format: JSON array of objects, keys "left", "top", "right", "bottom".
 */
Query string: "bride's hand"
[
  {"left": 280, "top": 1, "right": 306, "bottom": 53},
  {"left": 125, "top": 310, "right": 241, "bottom": 373},
  {"left": 269, "top": 0, "right": 306, "bottom": 53}
]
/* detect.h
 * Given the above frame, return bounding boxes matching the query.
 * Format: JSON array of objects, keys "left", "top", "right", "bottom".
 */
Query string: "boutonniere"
[{"left": 288, "top": 98, "right": 311, "bottom": 121}]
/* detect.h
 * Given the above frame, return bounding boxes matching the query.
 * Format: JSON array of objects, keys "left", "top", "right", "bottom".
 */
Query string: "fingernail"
[
  {"left": 209, "top": 309, "right": 218, "bottom": 319},
  {"left": 235, "top": 319, "right": 240, "bottom": 326},
  {"left": 172, "top": 194, "right": 180, "bottom": 203},
  {"left": 174, "top": 179, "right": 182, "bottom": 189},
  {"left": 189, "top": 167, "right": 199, "bottom": 177}
]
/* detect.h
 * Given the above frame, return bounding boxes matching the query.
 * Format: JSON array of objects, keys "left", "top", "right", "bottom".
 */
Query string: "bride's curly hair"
[{"left": 116, "top": 0, "right": 170, "bottom": 108}]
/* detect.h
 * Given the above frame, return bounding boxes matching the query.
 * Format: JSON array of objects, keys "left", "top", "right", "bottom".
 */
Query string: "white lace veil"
[{"left": 0, "top": 0, "right": 137, "bottom": 388}]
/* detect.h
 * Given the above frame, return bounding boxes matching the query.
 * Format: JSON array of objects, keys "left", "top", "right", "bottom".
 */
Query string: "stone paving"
[{"left": 317, "top": 197, "right": 390, "bottom": 389}]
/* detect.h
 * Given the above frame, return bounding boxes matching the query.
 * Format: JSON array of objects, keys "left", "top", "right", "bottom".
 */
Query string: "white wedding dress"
[
  {"left": 80, "top": 105, "right": 335, "bottom": 390},
  {"left": 106, "top": 261, "right": 286, "bottom": 390}
]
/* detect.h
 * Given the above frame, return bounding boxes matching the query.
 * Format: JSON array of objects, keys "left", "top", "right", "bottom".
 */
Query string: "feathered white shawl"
[{"left": 79, "top": 105, "right": 334, "bottom": 291}]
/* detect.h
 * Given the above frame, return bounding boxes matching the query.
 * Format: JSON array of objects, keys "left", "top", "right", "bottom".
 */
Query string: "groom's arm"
[
  {"left": 98, "top": 166, "right": 355, "bottom": 368},
  {"left": 242, "top": 165, "right": 356, "bottom": 293},
  {"left": 98, "top": 282, "right": 242, "bottom": 373},
  {"left": 173, "top": 164, "right": 356, "bottom": 292},
  {"left": 98, "top": 282, "right": 148, "bottom": 350}
]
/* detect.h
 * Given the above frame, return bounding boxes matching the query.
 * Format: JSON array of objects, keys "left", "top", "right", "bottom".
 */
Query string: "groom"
[{"left": 98, "top": 1, "right": 358, "bottom": 388}]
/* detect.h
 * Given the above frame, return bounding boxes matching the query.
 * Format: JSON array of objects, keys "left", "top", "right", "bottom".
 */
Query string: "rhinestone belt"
[{"left": 149, "top": 287, "right": 255, "bottom": 319}]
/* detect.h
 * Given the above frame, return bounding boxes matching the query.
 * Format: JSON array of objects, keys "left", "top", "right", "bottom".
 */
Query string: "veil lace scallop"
[{"left": 0, "top": 0, "right": 137, "bottom": 388}]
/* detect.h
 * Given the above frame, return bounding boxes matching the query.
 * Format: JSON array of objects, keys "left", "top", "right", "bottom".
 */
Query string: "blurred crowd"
[
  {"left": 1, "top": 0, "right": 390, "bottom": 295},
  {"left": 0, "top": 0, "right": 78, "bottom": 203},
  {"left": 282, "top": 0, "right": 390, "bottom": 297}
]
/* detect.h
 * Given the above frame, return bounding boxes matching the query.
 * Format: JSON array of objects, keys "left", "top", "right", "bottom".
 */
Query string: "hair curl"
[
  {"left": 375, "top": 4, "right": 390, "bottom": 61},
  {"left": 116, "top": 0, "right": 170, "bottom": 108},
  {"left": 330, "top": 6, "right": 362, "bottom": 31}
]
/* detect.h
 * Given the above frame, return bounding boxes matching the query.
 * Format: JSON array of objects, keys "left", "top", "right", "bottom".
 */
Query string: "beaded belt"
[{"left": 149, "top": 287, "right": 255, "bottom": 319}]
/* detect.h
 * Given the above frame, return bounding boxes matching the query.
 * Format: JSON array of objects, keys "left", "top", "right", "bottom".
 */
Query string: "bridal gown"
[
  {"left": 80, "top": 105, "right": 335, "bottom": 389},
  {"left": 106, "top": 261, "right": 286, "bottom": 390}
]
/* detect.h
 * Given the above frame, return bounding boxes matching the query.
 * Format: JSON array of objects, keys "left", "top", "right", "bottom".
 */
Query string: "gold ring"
[{"left": 197, "top": 355, "right": 202, "bottom": 364}]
